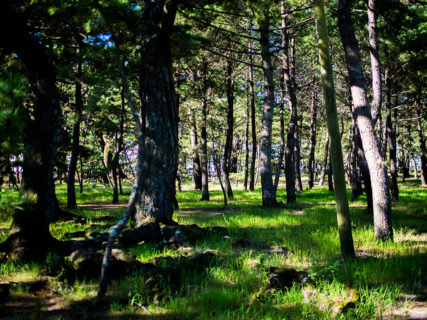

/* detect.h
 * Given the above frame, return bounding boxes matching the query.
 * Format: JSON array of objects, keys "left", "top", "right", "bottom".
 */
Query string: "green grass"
[{"left": 0, "top": 178, "right": 426, "bottom": 319}]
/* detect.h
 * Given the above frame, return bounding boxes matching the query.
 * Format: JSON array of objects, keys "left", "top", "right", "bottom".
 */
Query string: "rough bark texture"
[
  {"left": 248, "top": 49, "right": 257, "bottom": 192},
  {"left": 258, "top": 19, "right": 277, "bottom": 207},
  {"left": 314, "top": 0, "right": 355, "bottom": 259},
  {"left": 0, "top": 1, "right": 62, "bottom": 260},
  {"left": 281, "top": 3, "right": 297, "bottom": 203},
  {"left": 338, "top": 0, "right": 393, "bottom": 241},
  {"left": 189, "top": 108, "right": 202, "bottom": 190},
  {"left": 135, "top": 0, "right": 179, "bottom": 224},
  {"left": 307, "top": 82, "right": 318, "bottom": 189},
  {"left": 222, "top": 55, "right": 234, "bottom": 199}
]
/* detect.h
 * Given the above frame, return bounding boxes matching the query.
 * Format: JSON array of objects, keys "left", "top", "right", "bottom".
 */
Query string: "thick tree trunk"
[
  {"left": 200, "top": 63, "right": 210, "bottom": 201},
  {"left": 314, "top": 0, "right": 355, "bottom": 259},
  {"left": 338, "top": 0, "right": 393, "bottom": 241},
  {"left": 67, "top": 60, "right": 83, "bottom": 209},
  {"left": 222, "top": 54, "right": 234, "bottom": 199},
  {"left": 258, "top": 20, "right": 278, "bottom": 207},
  {"left": 307, "top": 81, "right": 318, "bottom": 189},
  {"left": 0, "top": 1, "right": 63, "bottom": 260},
  {"left": 318, "top": 132, "right": 329, "bottom": 186},
  {"left": 135, "top": 0, "right": 179, "bottom": 224},
  {"left": 386, "top": 74, "right": 398, "bottom": 201},
  {"left": 189, "top": 108, "right": 202, "bottom": 190},
  {"left": 248, "top": 48, "right": 257, "bottom": 192},
  {"left": 281, "top": 4, "right": 297, "bottom": 203}
]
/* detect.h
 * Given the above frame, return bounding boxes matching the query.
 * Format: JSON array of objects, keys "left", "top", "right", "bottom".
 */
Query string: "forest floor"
[{"left": 0, "top": 178, "right": 426, "bottom": 319}]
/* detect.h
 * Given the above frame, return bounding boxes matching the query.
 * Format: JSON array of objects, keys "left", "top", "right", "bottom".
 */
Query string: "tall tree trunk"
[
  {"left": 367, "top": 0, "right": 382, "bottom": 126},
  {"left": 386, "top": 73, "right": 398, "bottom": 201},
  {"left": 318, "top": 132, "right": 329, "bottom": 187},
  {"left": 350, "top": 106, "right": 363, "bottom": 200},
  {"left": 314, "top": 0, "right": 355, "bottom": 259},
  {"left": 281, "top": 3, "right": 297, "bottom": 203},
  {"left": 248, "top": 47, "right": 257, "bottom": 192},
  {"left": 338, "top": 0, "right": 393, "bottom": 241},
  {"left": 189, "top": 107, "right": 202, "bottom": 190},
  {"left": 243, "top": 79, "right": 250, "bottom": 190},
  {"left": 67, "top": 60, "right": 83, "bottom": 209},
  {"left": 416, "top": 99, "right": 427, "bottom": 186},
  {"left": 273, "top": 74, "right": 286, "bottom": 193},
  {"left": 258, "top": 19, "right": 278, "bottom": 207},
  {"left": 307, "top": 80, "right": 318, "bottom": 189},
  {"left": 200, "top": 62, "right": 210, "bottom": 201},
  {"left": 222, "top": 54, "right": 234, "bottom": 199},
  {"left": 135, "top": 0, "right": 179, "bottom": 224},
  {"left": 0, "top": 1, "right": 63, "bottom": 260}
]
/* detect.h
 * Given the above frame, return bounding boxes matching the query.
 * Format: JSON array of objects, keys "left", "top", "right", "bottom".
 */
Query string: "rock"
[
  {"left": 120, "top": 222, "right": 162, "bottom": 247},
  {"left": 268, "top": 267, "right": 308, "bottom": 289}
]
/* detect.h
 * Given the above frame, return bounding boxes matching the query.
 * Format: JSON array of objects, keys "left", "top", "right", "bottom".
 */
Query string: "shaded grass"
[{"left": 0, "top": 179, "right": 426, "bottom": 319}]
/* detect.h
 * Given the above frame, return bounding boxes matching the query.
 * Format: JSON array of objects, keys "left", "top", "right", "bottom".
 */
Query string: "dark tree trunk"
[
  {"left": 200, "top": 62, "right": 210, "bottom": 201},
  {"left": 189, "top": 108, "right": 202, "bottom": 190},
  {"left": 338, "top": 0, "right": 393, "bottom": 241},
  {"left": 0, "top": 2, "right": 63, "bottom": 260},
  {"left": 319, "top": 132, "right": 329, "bottom": 186},
  {"left": 273, "top": 74, "right": 285, "bottom": 194},
  {"left": 281, "top": 5, "right": 297, "bottom": 203},
  {"left": 66, "top": 61, "right": 83, "bottom": 209},
  {"left": 135, "top": 0, "right": 179, "bottom": 224},
  {"left": 328, "top": 150, "right": 334, "bottom": 191},
  {"left": 350, "top": 106, "right": 363, "bottom": 200},
  {"left": 222, "top": 54, "right": 234, "bottom": 199},
  {"left": 416, "top": 99, "right": 427, "bottom": 186},
  {"left": 258, "top": 19, "right": 277, "bottom": 207},
  {"left": 243, "top": 77, "right": 250, "bottom": 190},
  {"left": 307, "top": 81, "right": 318, "bottom": 189},
  {"left": 248, "top": 48, "right": 257, "bottom": 192},
  {"left": 386, "top": 74, "right": 398, "bottom": 201}
]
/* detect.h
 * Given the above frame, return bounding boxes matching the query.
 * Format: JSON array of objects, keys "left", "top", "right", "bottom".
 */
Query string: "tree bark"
[
  {"left": 135, "top": 0, "right": 179, "bottom": 224},
  {"left": 328, "top": 150, "right": 334, "bottom": 191},
  {"left": 307, "top": 80, "right": 318, "bottom": 189},
  {"left": 243, "top": 75, "right": 250, "bottom": 190},
  {"left": 222, "top": 54, "right": 234, "bottom": 199},
  {"left": 416, "top": 99, "right": 427, "bottom": 186},
  {"left": 200, "top": 62, "right": 210, "bottom": 201},
  {"left": 258, "top": 19, "right": 278, "bottom": 207},
  {"left": 248, "top": 47, "right": 257, "bottom": 192},
  {"left": 67, "top": 59, "right": 83, "bottom": 209},
  {"left": 386, "top": 73, "right": 398, "bottom": 201},
  {"left": 281, "top": 3, "right": 297, "bottom": 203},
  {"left": 318, "top": 132, "right": 329, "bottom": 187},
  {"left": 367, "top": 0, "right": 382, "bottom": 126},
  {"left": 338, "top": 0, "right": 393, "bottom": 241},
  {"left": 273, "top": 74, "right": 286, "bottom": 194},
  {"left": 314, "top": 0, "right": 355, "bottom": 259},
  {"left": 188, "top": 107, "right": 202, "bottom": 190}
]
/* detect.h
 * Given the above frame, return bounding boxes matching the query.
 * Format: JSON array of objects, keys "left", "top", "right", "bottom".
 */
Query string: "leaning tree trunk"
[
  {"left": 318, "top": 132, "right": 329, "bottom": 187},
  {"left": 281, "top": 3, "right": 297, "bottom": 203},
  {"left": 258, "top": 19, "right": 278, "bottom": 207},
  {"left": 307, "top": 80, "right": 318, "bottom": 189},
  {"left": 248, "top": 47, "right": 257, "bottom": 192},
  {"left": 338, "top": 0, "right": 393, "bottom": 241},
  {"left": 135, "top": 0, "right": 179, "bottom": 225},
  {"left": 222, "top": 53, "right": 234, "bottom": 199},
  {"left": 0, "top": 1, "right": 63, "bottom": 260},
  {"left": 314, "top": 0, "right": 355, "bottom": 259},
  {"left": 189, "top": 107, "right": 202, "bottom": 190}
]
